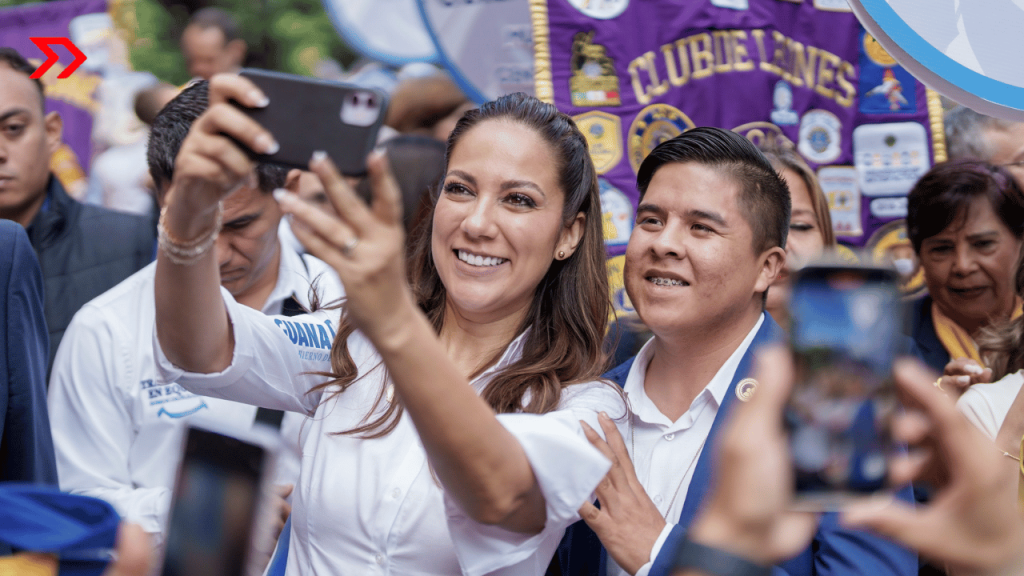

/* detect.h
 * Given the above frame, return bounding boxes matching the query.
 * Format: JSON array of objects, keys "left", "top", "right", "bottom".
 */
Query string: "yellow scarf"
[{"left": 932, "top": 297, "right": 1024, "bottom": 367}]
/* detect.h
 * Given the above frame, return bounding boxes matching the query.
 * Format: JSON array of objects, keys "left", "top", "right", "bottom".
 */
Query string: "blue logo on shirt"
[
  {"left": 157, "top": 401, "right": 209, "bottom": 419},
  {"left": 274, "top": 318, "right": 337, "bottom": 350}
]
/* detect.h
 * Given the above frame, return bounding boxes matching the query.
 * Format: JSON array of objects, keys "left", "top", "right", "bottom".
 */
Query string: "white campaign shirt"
[
  {"left": 957, "top": 370, "right": 1024, "bottom": 440},
  {"left": 48, "top": 243, "right": 343, "bottom": 539},
  {"left": 609, "top": 314, "right": 764, "bottom": 576},
  {"left": 153, "top": 291, "right": 624, "bottom": 576}
]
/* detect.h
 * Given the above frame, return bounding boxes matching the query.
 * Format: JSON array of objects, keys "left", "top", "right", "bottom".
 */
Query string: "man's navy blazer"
[
  {"left": 0, "top": 220, "right": 56, "bottom": 486},
  {"left": 554, "top": 314, "right": 917, "bottom": 576}
]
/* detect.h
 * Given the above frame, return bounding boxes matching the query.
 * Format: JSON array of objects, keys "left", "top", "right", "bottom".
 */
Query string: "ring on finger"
[
  {"left": 341, "top": 236, "right": 360, "bottom": 256},
  {"left": 934, "top": 377, "right": 944, "bottom": 391}
]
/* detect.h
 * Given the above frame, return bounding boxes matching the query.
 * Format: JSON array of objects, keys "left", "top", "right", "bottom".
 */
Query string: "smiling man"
[
  {"left": 556, "top": 128, "right": 917, "bottom": 576},
  {"left": 0, "top": 47, "right": 154, "bottom": 377}
]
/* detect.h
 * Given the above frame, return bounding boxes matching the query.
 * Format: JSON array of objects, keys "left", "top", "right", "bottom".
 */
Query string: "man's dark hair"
[
  {"left": 0, "top": 47, "right": 45, "bottom": 111},
  {"left": 637, "top": 126, "right": 791, "bottom": 255},
  {"left": 147, "top": 80, "right": 285, "bottom": 193},
  {"left": 187, "top": 7, "right": 240, "bottom": 43}
]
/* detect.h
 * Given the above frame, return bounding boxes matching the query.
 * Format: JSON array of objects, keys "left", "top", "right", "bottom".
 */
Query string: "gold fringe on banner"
[
  {"left": 529, "top": 0, "right": 555, "bottom": 105},
  {"left": 927, "top": 88, "right": 947, "bottom": 163}
]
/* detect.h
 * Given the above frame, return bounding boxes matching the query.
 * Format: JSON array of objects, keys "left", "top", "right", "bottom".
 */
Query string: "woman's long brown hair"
[
  {"left": 309, "top": 92, "right": 611, "bottom": 437},
  {"left": 758, "top": 143, "right": 837, "bottom": 248}
]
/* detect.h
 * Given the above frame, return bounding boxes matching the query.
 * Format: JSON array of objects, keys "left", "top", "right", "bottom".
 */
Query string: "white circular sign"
[
  {"left": 566, "top": 0, "right": 629, "bottom": 20},
  {"left": 418, "top": 0, "right": 534, "bottom": 103},
  {"left": 322, "top": 0, "right": 437, "bottom": 66},
  {"left": 848, "top": 0, "right": 1024, "bottom": 121}
]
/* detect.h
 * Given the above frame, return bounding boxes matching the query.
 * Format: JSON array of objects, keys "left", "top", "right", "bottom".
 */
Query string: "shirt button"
[
  {"left": 391, "top": 488, "right": 401, "bottom": 499},
  {"left": 375, "top": 553, "right": 385, "bottom": 565},
  {"left": 653, "top": 495, "right": 663, "bottom": 504},
  {"left": 664, "top": 433, "right": 675, "bottom": 441}
]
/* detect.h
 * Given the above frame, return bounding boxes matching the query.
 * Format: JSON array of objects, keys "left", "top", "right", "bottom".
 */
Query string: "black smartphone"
[
  {"left": 787, "top": 263, "right": 905, "bottom": 510},
  {"left": 234, "top": 68, "right": 388, "bottom": 176},
  {"left": 160, "top": 424, "right": 279, "bottom": 576}
]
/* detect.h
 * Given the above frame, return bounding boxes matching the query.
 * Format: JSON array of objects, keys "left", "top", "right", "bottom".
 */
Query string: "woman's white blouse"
[
  {"left": 153, "top": 287, "right": 623, "bottom": 576},
  {"left": 957, "top": 370, "right": 1024, "bottom": 440}
]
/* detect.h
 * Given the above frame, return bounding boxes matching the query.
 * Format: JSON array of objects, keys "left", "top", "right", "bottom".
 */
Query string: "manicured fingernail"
[
  {"left": 250, "top": 91, "right": 269, "bottom": 108},
  {"left": 254, "top": 134, "right": 279, "bottom": 155},
  {"left": 311, "top": 150, "right": 328, "bottom": 163},
  {"left": 599, "top": 411, "right": 609, "bottom": 420},
  {"left": 956, "top": 375, "right": 971, "bottom": 385},
  {"left": 273, "top": 188, "right": 293, "bottom": 204},
  {"left": 965, "top": 363, "right": 984, "bottom": 374}
]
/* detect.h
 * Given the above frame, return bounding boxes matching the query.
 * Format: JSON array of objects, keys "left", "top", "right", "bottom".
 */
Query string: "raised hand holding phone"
[
  {"left": 163, "top": 74, "right": 275, "bottom": 237},
  {"left": 275, "top": 151, "right": 418, "bottom": 348}
]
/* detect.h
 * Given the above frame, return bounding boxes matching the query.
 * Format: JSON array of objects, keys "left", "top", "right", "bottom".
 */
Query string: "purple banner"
[
  {"left": 532, "top": 0, "right": 944, "bottom": 258},
  {"left": 0, "top": 0, "right": 107, "bottom": 191}
]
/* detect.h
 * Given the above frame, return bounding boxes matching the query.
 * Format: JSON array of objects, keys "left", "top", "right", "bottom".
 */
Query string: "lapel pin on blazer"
[{"left": 735, "top": 378, "right": 758, "bottom": 402}]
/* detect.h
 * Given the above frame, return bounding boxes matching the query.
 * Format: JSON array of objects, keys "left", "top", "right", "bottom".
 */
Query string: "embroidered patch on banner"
[
  {"left": 606, "top": 255, "right": 638, "bottom": 323},
  {"left": 853, "top": 121, "right": 929, "bottom": 197},
  {"left": 710, "top": 0, "right": 749, "bottom": 10},
  {"left": 869, "top": 196, "right": 907, "bottom": 219},
  {"left": 733, "top": 121, "right": 794, "bottom": 150},
  {"left": 769, "top": 80, "right": 799, "bottom": 125},
  {"left": 575, "top": 111, "right": 624, "bottom": 174},
  {"left": 798, "top": 109, "right": 842, "bottom": 164},
  {"left": 814, "top": 0, "right": 851, "bottom": 11},
  {"left": 570, "top": 31, "right": 622, "bottom": 107},
  {"left": 818, "top": 165, "right": 862, "bottom": 238},
  {"left": 866, "top": 220, "right": 926, "bottom": 297},
  {"left": 628, "top": 103, "right": 695, "bottom": 174},
  {"left": 566, "top": 0, "right": 629, "bottom": 20},
  {"left": 859, "top": 32, "right": 917, "bottom": 114},
  {"left": 599, "top": 178, "right": 633, "bottom": 248}
]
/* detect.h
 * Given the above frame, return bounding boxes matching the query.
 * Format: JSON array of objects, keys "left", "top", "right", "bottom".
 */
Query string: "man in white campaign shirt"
[{"left": 47, "top": 81, "right": 343, "bottom": 542}]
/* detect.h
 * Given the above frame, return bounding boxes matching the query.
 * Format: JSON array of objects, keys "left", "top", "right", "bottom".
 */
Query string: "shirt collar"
[
  {"left": 471, "top": 329, "right": 531, "bottom": 388},
  {"left": 624, "top": 313, "right": 765, "bottom": 425},
  {"left": 262, "top": 241, "right": 313, "bottom": 315}
]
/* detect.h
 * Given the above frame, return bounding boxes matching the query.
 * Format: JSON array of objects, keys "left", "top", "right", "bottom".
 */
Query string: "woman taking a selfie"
[
  {"left": 905, "top": 160, "right": 1024, "bottom": 377},
  {"left": 760, "top": 144, "right": 837, "bottom": 327},
  {"left": 153, "top": 77, "right": 622, "bottom": 576}
]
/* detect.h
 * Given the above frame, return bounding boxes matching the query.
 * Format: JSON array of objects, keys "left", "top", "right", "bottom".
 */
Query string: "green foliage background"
[{"left": 1, "top": 0, "right": 357, "bottom": 84}]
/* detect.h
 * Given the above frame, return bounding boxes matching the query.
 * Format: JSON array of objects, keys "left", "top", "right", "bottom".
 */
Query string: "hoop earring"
[{"left": 558, "top": 250, "right": 565, "bottom": 259}]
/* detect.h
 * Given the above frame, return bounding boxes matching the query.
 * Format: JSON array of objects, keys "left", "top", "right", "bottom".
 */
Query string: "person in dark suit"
[
  {"left": 0, "top": 219, "right": 56, "bottom": 486},
  {"left": 555, "top": 128, "right": 917, "bottom": 576},
  {"left": 0, "top": 48, "right": 154, "bottom": 378}
]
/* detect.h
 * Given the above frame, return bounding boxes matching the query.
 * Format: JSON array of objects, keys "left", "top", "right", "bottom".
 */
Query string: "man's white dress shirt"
[
  {"left": 153, "top": 290, "right": 625, "bottom": 576},
  {"left": 48, "top": 243, "right": 343, "bottom": 539},
  {"left": 609, "top": 314, "right": 764, "bottom": 576}
]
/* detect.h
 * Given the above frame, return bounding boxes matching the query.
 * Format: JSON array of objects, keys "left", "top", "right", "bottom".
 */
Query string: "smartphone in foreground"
[
  {"left": 787, "top": 263, "right": 905, "bottom": 510},
  {"left": 160, "top": 424, "right": 279, "bottom": 576},
  {"left": 234, "top": 68, "right": 388, "bottom": 175}
]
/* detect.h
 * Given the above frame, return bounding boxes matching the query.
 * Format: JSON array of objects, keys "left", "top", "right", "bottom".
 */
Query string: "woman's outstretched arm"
[{"left": 154, "top": 75, "right": 277, "bottom": 373}]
